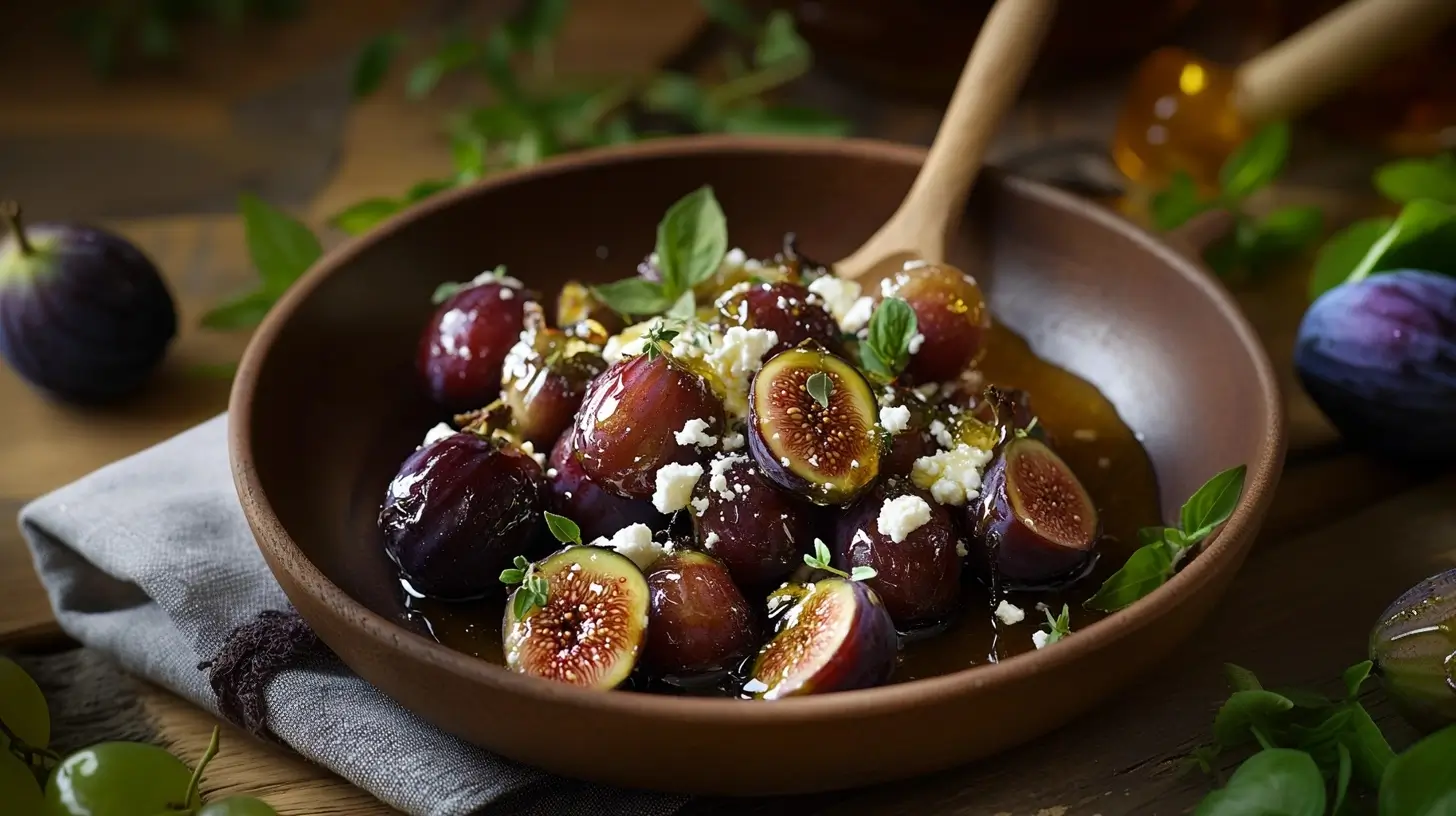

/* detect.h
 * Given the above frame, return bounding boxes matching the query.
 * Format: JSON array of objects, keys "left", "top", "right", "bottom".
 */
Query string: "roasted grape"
[
  {"left": 882, "top": 261, "right": 991, "bottom": 384},
  {"left": 690, "top": 452, "right": 811, "bottom": 593},
  {"left": 547, "top": 432, "right": 662, "bottom": 542},
  {"left": 836, "top": 481, "right": 962, "bottom": 629},
  {"left": 744, "top": 579, "right": 898, "bottom": 699},
  {"left": 642, "top": 551, "right": 758, "bottom": 678},
  {"left": 416, "top": 274, "right": 534, "bottom": 411},
  {"left": 501, "top": 302, "right": 608, "bottom": 447},
  {"left": 717, "top": 281, "right": 845, "bottom": 358}
]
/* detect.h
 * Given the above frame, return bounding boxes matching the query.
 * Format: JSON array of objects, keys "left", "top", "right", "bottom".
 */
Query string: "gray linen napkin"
[{"left": 18, "top": 413, "right": 688, "bottom": 816}]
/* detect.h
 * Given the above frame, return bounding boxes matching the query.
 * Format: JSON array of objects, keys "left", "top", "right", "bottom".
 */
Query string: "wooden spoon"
[{"left": 834, "top": 0, "right": 1058, "bottom": 282}]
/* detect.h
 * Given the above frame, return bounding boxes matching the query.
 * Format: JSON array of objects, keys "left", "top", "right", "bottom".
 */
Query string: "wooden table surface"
[{"left": 2, "top": 2, "right": 1450, "bottom": 814}]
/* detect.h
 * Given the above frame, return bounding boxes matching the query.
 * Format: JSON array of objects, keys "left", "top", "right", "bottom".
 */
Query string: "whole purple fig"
[
  {"left": 1295, "top": 270, "right": 1456, "bottom": 464},
  {"left": 0, "top": 201, "right": 176, "bottom": 404}
]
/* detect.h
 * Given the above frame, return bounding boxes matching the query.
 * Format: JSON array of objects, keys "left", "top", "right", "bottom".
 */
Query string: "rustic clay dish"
[{"left": 229, "top": 135, "right": 1284, "bottom": 796}]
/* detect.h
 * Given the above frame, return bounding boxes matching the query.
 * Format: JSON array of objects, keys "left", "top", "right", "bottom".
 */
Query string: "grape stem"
[
  {"left": 177, "top": 725, "right": 221, "bottom": 812},
  {"left": 0, "top": 717, "right": 60, "bottom": 767},
  {"left": 0, "top": 200, "right": 34, "bottom": 256}
]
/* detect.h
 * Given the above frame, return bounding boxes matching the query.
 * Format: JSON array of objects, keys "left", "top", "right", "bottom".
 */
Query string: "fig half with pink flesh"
[
  {"left": 968, "top": 436, "right": 1100, "bottom": 589},
  {"left": 743, "top": 579, "right": 898, "bottom": 699}
]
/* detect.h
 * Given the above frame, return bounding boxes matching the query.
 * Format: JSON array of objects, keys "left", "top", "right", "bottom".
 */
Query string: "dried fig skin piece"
[
  {"left": 502, "top": 545, "right": 650, "bottom": 690},
  {"left": 744, "top": 579, "right": 899, "bottom": 699}
]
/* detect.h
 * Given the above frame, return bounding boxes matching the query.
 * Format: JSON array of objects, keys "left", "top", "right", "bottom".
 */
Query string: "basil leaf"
[
  {"left": 590, "top": 278, "right": 671, "bottom": 317},
  {"left": 655, "top": 186, "right": 728, "bottom": 293},
  {"left": 1346, "top": 702, "right": 1395, "bottom": 791},
  {"left": 543, "top": 512, "right": 581, "bottom": 546},
  {"left": 1083, "top": 532, "right": 1179, "bottom": 612},
  {"left": 238, "top": 194, "right": 322, "bottom": 295},
  {"left": 1346, "top": 199, "right": 1456, "bottom": 286},
  {"left": 1374, "top": 154, "right": 1456, "bottom": 205},
  {"left": 353, "top": 32, "right": 403, "bottom": 99},
  {"left": 503, "top": 0, "right": 572, "bottom": 51},
  {"left": 1219, "top": 122, "right": 1291, "bottom": 201},
  {"left": 1246, "top": 206, "right": 1324, "bottom": 264},
  {"left": 1195, "top": 749, "right": 1326, "bottom": 816},
  {"left": 1378, "top": 723, "right": 1456, "bottom": 816},
  {"left": 1309, "top": 217, "right": 1394, "bottom": 299},
  {"left": 860, "top": 297, "right": 918, "bottom": 381},
  {"left": 1226, "top": 663, "right": 1264, "bottom": 693},
  {"left": 407, "top": 37, "right": 481, "bottom": 100},
  {"left": 699, "top": 0, "right": 758, "bottom": 35},
  {"left": 1150, "top": 170, "right": 1212, "bottom": 231},
  {"left": 1334, "top": 743, "right": 1352, "bottom": 816},
  {"left": 719, "top": 106, "right": 853, "bottom": 137},
  {"left": 642, "top": 73, "right": 709, "bottom": 124},
  {"left": 199, "top": 289, "right": 275, "bottom": 331},
  {"left": 405, "top": 179, "right": 454, "bottom": 203},
  {"left": 329, "top": 198, "right": 402, "bottom": 236},
  {"left": 755, "top": 10, "right": 809, "bottom": 69},
  {"left": 1180, "top": 464, "right": 1247, "bottom": 544},
  {"left": 664, "top": 289, "right": 697, "bottom": 320},
  {"left": 452, "top": 133, "right": 487, "bottom": 182},
  {"left": 1343, "top": 661, "right": 1374, "bottom": 701},
  {"left": 806, "top": 371, "right": 832, "bottom": 408},
  {"left": 1214, "top": 690, "right": 1296, "bottom": 748}
]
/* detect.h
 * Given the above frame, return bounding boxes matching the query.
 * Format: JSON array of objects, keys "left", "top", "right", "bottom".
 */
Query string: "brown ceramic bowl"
[{"left": 229, "top": 135, "right": 1284, "bottom": 796}]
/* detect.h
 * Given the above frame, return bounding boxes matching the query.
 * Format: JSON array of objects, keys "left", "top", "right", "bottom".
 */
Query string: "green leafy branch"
[
  {"left": 804, "top": 539, "right": 876, "bottom": 583},
  {"left": 67, "top": 0, "right": 305, "bottom": 77},
  {"left": 500, "top": 554, "right": 550, "bottom": 618}
]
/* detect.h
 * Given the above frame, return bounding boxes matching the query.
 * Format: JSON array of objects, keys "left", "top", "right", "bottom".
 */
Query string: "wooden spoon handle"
[{"left": 1234, "top": 0, "right": 1456, "bottom": 126}]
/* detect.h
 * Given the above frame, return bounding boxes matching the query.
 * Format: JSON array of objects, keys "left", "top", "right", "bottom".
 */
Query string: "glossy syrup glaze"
[{"left": 397, "top": 321, "right": 1162, "bottom": 690}]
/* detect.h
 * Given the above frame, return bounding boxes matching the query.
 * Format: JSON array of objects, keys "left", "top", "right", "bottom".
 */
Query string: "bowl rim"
[{"left": 229, "top": 133, "right": 1286, "bottom": 724}]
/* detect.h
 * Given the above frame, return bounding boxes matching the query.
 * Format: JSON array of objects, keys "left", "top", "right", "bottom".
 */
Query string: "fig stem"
[{"left": 1, "top": 200, "right": 34, "bottom": 256}]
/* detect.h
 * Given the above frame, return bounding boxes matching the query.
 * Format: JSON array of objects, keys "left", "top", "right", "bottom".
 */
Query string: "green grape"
[
  {"left": 1, "top": 748, "right": 44, "bottom": 815},
  {"left": 199, "top": 796, "right": 280, "bottom": 815},
  {"left": 0, "top": 657, "right": 50, "bottom": 751},
  {"left": 44, "top": 741, "right": 200, "bottom": 815}
]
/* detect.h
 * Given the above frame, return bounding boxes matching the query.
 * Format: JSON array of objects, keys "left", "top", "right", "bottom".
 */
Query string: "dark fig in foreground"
[
  {"left": 1370, "top": 567, "right": 1456, "bottom": 734},
  {"left": 717, "top": 281, "right": 844, "bottom": 358},
  {"left": 881, "top": 261, "right": 991, "bottom": 384},
  {"left": 0, "top": 201, "right": 177, "bottom": 404},
  {"left": 744, "top": 579, "right": 898, "bottom": 699},
  {"left": 691, "top": 452, "right": 812, "bottom": 593},
  {"left": 379, "top": 431, "right": 545, "bottom": 600},
  {"left": 642, "top": 551, "right": 758, "bottom": 678},
  {"left": 967, "top": 436, "right": 1100, "bottom": 589},
  {"left": 748, "top": 346, "right": 880, "bottom": 505},
  {"left": 502, "top": 302, "right": 608, "bottom": 447},
  {"left": 503, "top": 546, "right": 649, "bottom": 689},
  {"left": 547, "top": 432, "right": 662, "bottom": 543},
  {"left": 417, "top": 271, "right": 535, "bottom": 412},
  {"left": 836, "top": 481, "right": 962, "bottom": 629}
]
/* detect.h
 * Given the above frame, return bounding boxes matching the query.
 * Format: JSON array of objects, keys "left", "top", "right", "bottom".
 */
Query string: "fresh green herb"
[
  {"left": 543, "top": 512, "right": 582, "bottom": 546},
  {"left": 353, "top": 32, "right": 404, "bottom": 99},
  {"left": 1150, "top": 170, "right": 1214, "bottom": 232},
  {"left": 642, "top": 323, "right": 681, "bottom": 361},
  {"left": 1309, "top": 218, "right": 1395, "bottom": 300},
  {"left": 1086, "top": 465, "right": 1246, "bottom": 612},
  {"left": 803, "top": 539, "right": 876, "bottom": 582},
  {"left": 1373, "top": 153, "right": 1456, "bottom": 206},
  {"left": 500, "top": 555, "right": 550, "bottom": 618},
  {"left": 1219, "top": 122, "right": 1291, "bottom": 201},
  {"left": 1195, "top": 748, "right": 1327, "bottom": 816},
  {"left": 200, "top": 194, "right": 321, "bottom": 331},
  {"left": 1038, "top": 603, "right": 1073, "bottom": 646},
  {"left": 1379, "top": 723, "right": 1456, "bottom": 816},
  {"left": 590, "top": 278, "right": 674, "bottom": 317},
  {"left": 805, "top": 371, "right": 832, "bottom": 409},
  {"left": 66, "top": 0, "right": 304, "bottom": 76},
  {"left": 431, "top": 265, "right": 509, "bottom": 305},
  {"left": 858, "top": 297, "right": 919, "bottom": 382},
  {"left": 591, "top": 186, "right": 728, "bottom": 318}
]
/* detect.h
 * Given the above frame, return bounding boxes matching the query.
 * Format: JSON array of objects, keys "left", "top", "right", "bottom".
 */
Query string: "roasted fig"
[
  {"left": 877, "top": 393, "right": 939, "bottom": 477},
  {"left": 1370, "top": 567, "right": 1456, "bottom": 734},
  {"left": 881, "top": 261, "right": 991, "bottom": 384},
  {"left": 836, "top": 481, "right": 963, "bottom": 629},
  {"left": 571, "top": 345, "right": 726, "bottom": 499},
  {"left": 966, "top": 436, "right": 1100, "bottom": 589},
  {"left": 717, "top": 281, "right": 845, "bottom": 357},
  {"left": 969, "top": 386, "right": 1045, "bottom": 444},
  {"left": 748, "top": 346, "right": 880, "bottom": 505},
  {"left": 546, "top": 432, "right": 662, "bottom": 543},
  {"left": 502, "top": 545, "right": 649, "bottom": 689},
  {"left": 416, "top": 269, "right": 535, "bottom": 412},
  {"left": 1295, "top": 269, "right": 1456, "bottom": 464},
  {"left": 743, "top": 578, "right": 898, "bottom": 699},
  {"left": 690, "top": 452, "right": 812, "bottom": 593},
  {"left": 379, "top": 430, "right": 545, "bottom": 600},
  {"left": 806, "top": 273, "right": 876, "bottom": 334},
  {"left": 641, "top": 550, "right": 758, "bottom": 678},
  {"left": 0, "top": 201, "right": 176, "bottom": 404},
  {"left": 501, "top": 302, "right": 608, "bottom": 447}
]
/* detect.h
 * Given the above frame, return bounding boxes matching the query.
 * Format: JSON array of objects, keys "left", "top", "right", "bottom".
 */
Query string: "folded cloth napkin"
[{"left": 19, "top": 414, "right": 688, "bottom": 816}]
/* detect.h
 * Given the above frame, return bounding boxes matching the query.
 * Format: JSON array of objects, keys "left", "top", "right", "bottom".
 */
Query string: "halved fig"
[
  {"left": 572, "top": 349, "right": 726, "bottom": 499},
  {"left": 501, "top": 302, "right": 608, "bottom": 447},
  {"left": 836, "top": 481, "right": 962, "bottom": 629},
  {"left": 717, "top": 281, "right": 845, "bottom": 358},
  {"left": 966, "top": 436, "right": 1100, "bottom": 589},
  {"left": 748, "top": 346, "right": 880, "bottom": 505},
  {"left": 641, "top": 551, "right": 758, "bottom": 679},
  {"left": 743, "top": 579, "right": 898, "bottom": 699},
  {"left": 690, "top": 452, "right": 812, "bottom": 593},
  {"left": 881, "top": 261, "right": 991, "bottom": 384},
  {"left": 547, "top": 432, "right": 662, "bottom": 543},
  {"left": 502, "top": 545, "right": 649, "bottom": 689}
]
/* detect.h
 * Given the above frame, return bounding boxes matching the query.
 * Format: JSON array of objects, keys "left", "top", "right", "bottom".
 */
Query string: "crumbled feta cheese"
[
  {"left": 602, "top": 320, "right": 656, "bottom": 363},
  {"left": 690, "top": 497, "right": 709, "bottom": 516},
  {"left": 724, "top": 247, "right": 747, "bottom": 268},
  {"left": 877, "top": 495, "right": 932, "bottom": 543},
  {"left": 590, "top": 523, "right": 668, "bottom": 570},
  {"left": 421, "top": 422, "right": 456, "bottom": 447},
  {"left": 841, "top": 296, "right": 875, "bottom": 334},
  {"left": 720, "top": 431, "right": 745, "bottom": 451},
  {"left": 652, "top": 462, "right": 703, "bottom": 514},
  {"left": 703, "top": 531, "right": 720, "bottom": 551},
  {"left": 994, "top": 600, "right": 1026, "bottom": 625},
  {"left": 674, "top": 417, "right": 719, "bottom": 448},
  {"left": 546, "top": 467, "right": 558, "bottom": 479},
  {"left": 879, "top": 405, "right": 911, "bottom": 435},
  {"left": 519, "top": 439, "right": 547, "bottom": 468},
  {"left": 806, "top": 275, "right": 868, "bottom": 332},
  {"left": 878, "top": 386, "right": 898, "bottom": 407},
  {"left": 851, "top": 459, "right": 860, "bottom": 469},
  {"left": 705, "top": 326, "right": 778, "bottom": 417},
  {"left": 929, "top": 419, "right": 955, "bottom": 449},
  {"left": 471, "top": 268, "right": 525, "bottom": 289},
  {"left": 498, "top": 287, "right": 515, "bottom": 300},
  {"left": 907, "top": 332, "right": 925, "bottom": 354},
  {"left": 709, "top": 454, "right": 748, "bottom": 501},
  {"left": 956, "top": 539, "right": 968, "bottom": 557},
  {"left": 852, "top": 528, "right": 872, "bottom": 545},
  {"left": 911, "top": 443, "right": 994, "bottom": 506},
  {"left": 1032, "top": 631, "right": 1050, "bottom": 650},
  {"left": 780, "top": 456, "right": 790, "bottom": 467}
]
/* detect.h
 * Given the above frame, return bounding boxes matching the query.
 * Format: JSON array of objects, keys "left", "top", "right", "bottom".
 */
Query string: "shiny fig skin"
[
  {"left": 878, "top": 395, "right": 939, "bottom": 477},
  {"left": 572, "top": 351, "right": 726, "bottom": 499},
  {"left": 641, "top": 551, "right": 759, "bottom": 678},
  {"left": 690, "top": 452, "right": 812, "bottom": 593},
  {"left": 547, "top": 431, "right": 662, "bottom": 542},
  {"left": 0, "top": 212, "right": 176, "bottom": 404},
  {"left": 502, "top": 303, "right": 608, "bottom": 447},
  {"left": 1369, "top": 567, "right": 1456, "bottom": 734},
  {"left": 1295, "top": 270, "right": 1456, "bottom": 464},
  {"left": 836, "top": 481, "right": 963, "bottom": 629},
  {"left": 416, "top": 278, "right": 533, "bottom": 412},
  {"left": 744, "top": 579, "right": 898, "bottom": 699},
  {"left": 882, "top": 262, "right": 991, "bottom": 384},
  {"left": 966, "top": 436, "right": 1100, "bottom": 590},
  {"left": 718, "top": 281, "right": 845, "bottom": 358},
  {"left": 379, "top": 431, "right": 545, "bottom": 600}
]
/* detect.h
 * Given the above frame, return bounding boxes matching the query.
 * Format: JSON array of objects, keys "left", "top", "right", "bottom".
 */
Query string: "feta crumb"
[
  {"left": 877, "top": 495, "right": 932, "bottom": 543},
  {"left": 911, "top": 443, "right": 994, "bottom": 506},
  {"left": 519, "top": 439, "right": 546, "bottom": 468},
  {"left": 929, "top": 419, "right": 955, "bottom": 449},
  {"left": 907, "top": 332, "right": 925, "bottom": 354},
  {"left": 851, "top": 459, "right": 860, "bottom": 468},
  {"left": 724, "top": 247, "right": 747, "bottom": 268},
  {"left": 721, "top": 431, "right": 745, "bottom": 451},
  {"left": 1072, "top": 428, "right": 1098, "bottom": 442},
  {"left": 956, "top": 539, "right": 969, "bottom": 557},
  {"left": 879, "top": 405, "right": 911, "bottom": 435},
  {"left": 703, "top": 531, "right": 720, "bottom": 551},
  {"left": 780, "top": 456, "right": 790, "bottom": 467},
  {"left": 421, "top": 422, "right": 456, "bottom": 447},
  {"left": 709, "top": 454, "right": 748, "bottom": 501},
  {"left": 841, "top": 296, "right": 875, "bottom": 334},
  {"left": 674, "top": 417, "right": 719, "bottom": 448},
  {"left": 994, "top": 600, "right": 1026, "bottom": 625},
  {"left": 1032, "top": 631, "right": 1050, "bottom": 650},
  {"left": 652, "top": 462, "right": 703, "bottom": 514},
  {"left": 471, "top": 268, "right": 525, "bottom": 289},
  {"left": 590, "top": 523, "right": 668, "bottom": 570},
  {"left": 806, "top": 275, "right": 868, "bottom": 332},
  {"left": 498, "top": 287, "right": 515, "bottom": 300},
  {"left": 852, "top": 528, "right": 872, "bottom": 545},
  {"left": 601, "top": 320, "right": 655, "bottom": 363},
  {"left": 546, "top": 467, "right": 558, "bottom": 479},
  {"left": 705, "top": 326, "right": 778, "bottom": 417},
  {"left": 690, "top": 497, "right": 709, "bottom": 516},
  {"left": 878, "top": 386, "right": 898, "bottom": 407}
]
